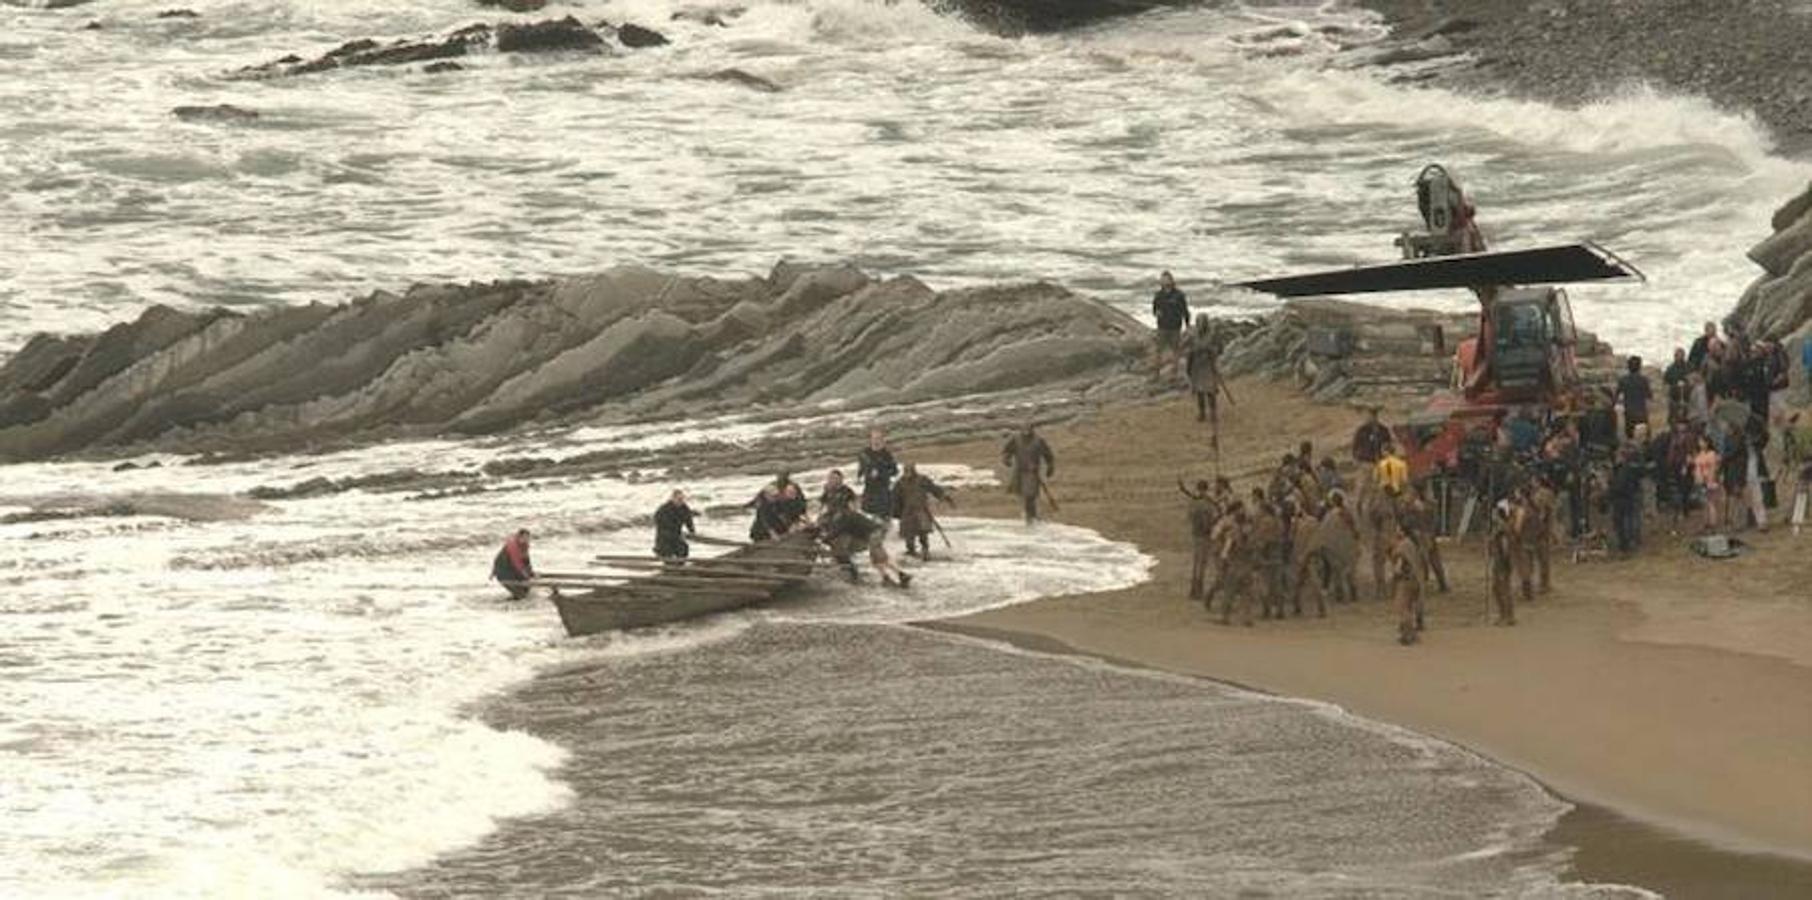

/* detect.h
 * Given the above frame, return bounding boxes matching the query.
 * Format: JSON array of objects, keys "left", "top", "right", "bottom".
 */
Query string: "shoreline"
[
  {"left": 916, "top": 618, "right": 1812, "bottom": 898},
  {"left": 909, "top": 377, "right": 1812, "bottom": 892}
]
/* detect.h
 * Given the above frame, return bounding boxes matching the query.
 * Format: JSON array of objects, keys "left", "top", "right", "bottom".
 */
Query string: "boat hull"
[{"left": 551, "top": 533, "right": 819, "bottom": 637}]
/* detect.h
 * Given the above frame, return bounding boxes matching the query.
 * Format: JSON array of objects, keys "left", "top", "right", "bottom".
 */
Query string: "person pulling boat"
[
  {"left": 490, "top": 528, "right": 536, "bottom": 600},
  {"left": 653, "top": 490, "right": 697, "bottom": 561}
]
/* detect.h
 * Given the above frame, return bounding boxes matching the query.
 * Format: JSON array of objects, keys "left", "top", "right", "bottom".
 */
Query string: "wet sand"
[{"left": 914, "top": 377, "right": 1812, "bottom": 892}]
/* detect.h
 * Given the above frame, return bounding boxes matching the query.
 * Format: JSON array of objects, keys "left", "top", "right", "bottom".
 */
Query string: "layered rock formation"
[
  {"left": 1221, "top": 297, "right": 1620, "bottom": 404},
  {"left": 1729, "top": 182, "right": 1812, "bottom": 342},
  {"left": 0, "top": 263, "right": 1147, "bottom": 462},
  {"left": 226, "top": 16, "right": 672, "bottom": 79}
]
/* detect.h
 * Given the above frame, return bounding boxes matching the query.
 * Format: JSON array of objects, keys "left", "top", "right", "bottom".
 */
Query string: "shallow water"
[
  {"left": 376, "top": 623, "right": 1650, "bottom": 897},
  {"left": 5, "top": 0, "right": 1809, "bottom": 895}
]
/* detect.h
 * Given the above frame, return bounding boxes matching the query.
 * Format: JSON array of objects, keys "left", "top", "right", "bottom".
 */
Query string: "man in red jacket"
[{"left": 491, "top": 528, "right": 536, "bottom": 600}]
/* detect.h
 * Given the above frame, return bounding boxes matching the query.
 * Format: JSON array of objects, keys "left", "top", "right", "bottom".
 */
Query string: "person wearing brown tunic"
[
  {"left": 1211, "top": 502, "right": 1255, "bottom": 626},
  {"left": 1002, "top": 425, "right": 1055, "bottom": 524},
  {"left": 892, "top": 463, "right": 953, "bottom": 560},
  {"left": 1400, "top": 485, "right": 1449, "bottom": 593},
  {"left": 1388, "top": 525, "right": 1427, "bottom": 645},
  {"left": 1179, "top": 478, "right": 1222, "bottom": 603},
  {"left": 1527, "top": 480, "right": 1559, "bottom": 594},
  {"left": 1487, "top": 501, "right": 1519, "bottom": 626}
]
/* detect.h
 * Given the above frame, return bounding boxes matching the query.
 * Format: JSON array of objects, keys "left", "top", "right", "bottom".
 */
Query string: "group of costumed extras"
[{"left": 490, "top": 424, "right": 1063, "bottom": 595}]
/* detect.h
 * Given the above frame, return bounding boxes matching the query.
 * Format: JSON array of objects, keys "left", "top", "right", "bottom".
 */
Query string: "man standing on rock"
[
  {"left": 893, "top": 463, "right": 953, "bottom": 560},
  {"left": 1002, "top": 424, "right": 1056, "bottom": 525},
  {"left": 856, "top": 428, "right": 899, "bottom": 524},
  {"left": 1614, "top": 355, "right": 1652, "bottom": 440},
  {"left": 1151, "top": 271, "right": 1190, "bottom": 383},
  {"left": 1351, "top": 407, "right": 1392, "bottom": 490},
  {"left": 1181, "top": 314, "right": 1226, "bottom": 431},
  {"left": 653, "top": 490, "right": 697, "bottom": 561}
]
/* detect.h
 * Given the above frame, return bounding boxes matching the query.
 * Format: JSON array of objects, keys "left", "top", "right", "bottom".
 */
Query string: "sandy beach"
[{"left": 915, "top": 377, "right": 1812, "bottom": 892}]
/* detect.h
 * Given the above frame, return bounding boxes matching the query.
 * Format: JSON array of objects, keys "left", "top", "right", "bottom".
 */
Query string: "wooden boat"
[{"left": 549, "top": 532, "right": 822, "bottom": 636}]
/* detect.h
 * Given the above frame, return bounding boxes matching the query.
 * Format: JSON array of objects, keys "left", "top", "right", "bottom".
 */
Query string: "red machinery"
[{"left": 1237, "top": 167, "right": 1645, "bottom": 477}]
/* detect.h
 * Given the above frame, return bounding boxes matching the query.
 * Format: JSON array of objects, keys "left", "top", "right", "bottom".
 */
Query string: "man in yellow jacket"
[{"left": 1375, "top": 441, "right": 1410, "bottom": 495}]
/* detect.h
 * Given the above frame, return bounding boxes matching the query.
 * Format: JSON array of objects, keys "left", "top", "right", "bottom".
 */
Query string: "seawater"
[
  {"left": 2, "top": 0, "right": 1801, "bottom": 895},
  {"left": 0, "top": 0, "right": 1806, "bottom": 358}
]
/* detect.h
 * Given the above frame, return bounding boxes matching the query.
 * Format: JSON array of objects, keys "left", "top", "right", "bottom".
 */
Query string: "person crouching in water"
[
  {"left": 491, "top": 528, "right": 536, "bottom": 600},
  {"left": 654, "top": 490, "right": 697, "bottom": 561},
  {"left": 817, "top": 507, "right": 912, "bottom": 588}
]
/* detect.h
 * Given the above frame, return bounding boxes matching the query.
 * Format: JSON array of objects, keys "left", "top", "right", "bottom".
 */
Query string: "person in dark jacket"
[
  {"left": 1607, "top": 446, "right": 1646, "bottom": 554},
  {"left": 1151, "top": 271, "right": 1190, "bottom": 382},
  {"left": 1614, "top": 356, "right": 1652, "bottom": 440},
  {"left": 491, "top": 528, "right": 535, "bottom": 600},
  {"left": 653, "top": 490, "right": 697, "bottom": 560},
  {"left": 855, "top": 429, "right": 899, "bottom": 521},
  {"left": 820, "top": 469, "right": 858, "bottom": 516},
  {"left": 1662, "top": 347, "right": 1691, "bottom": 423},
  {"left": 817, "top": 507, "right": 911, "bottom": 588},
  {"left": 746, "top": 474, "right": 808, "bottom": 541}
]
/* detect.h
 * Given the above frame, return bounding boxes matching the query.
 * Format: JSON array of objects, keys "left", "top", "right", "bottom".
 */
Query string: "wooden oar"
[
  {"left": 589, "top": 554, "right": 830, "bottom": 570},
  {"left": 533, "top": 578, "right": 773, "bottom": 597},
  {"left": 545, "top": 573, "right": 811, "bottom": 592},
  {"left": 543, "top": 569, "right": 806, "bottom": 585},
  {"left": 690, "top": 534, "right": 752, "bottom": 548}
]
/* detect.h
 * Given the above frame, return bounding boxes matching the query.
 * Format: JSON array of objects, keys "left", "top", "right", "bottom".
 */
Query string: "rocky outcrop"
[
  {"left": 1729, "top": 182, "right": 1812, "bottom": 342},
  {"left": 496, "top": 16, "right": 606, "bottom": 53},
  {"left": 1356, "top": 0, "right": 1812, "bottom": 153},
  {"left": 229, "top": 17, "right": 607, "bottom": 79},
  {"left": 0, "top": 263, "right": 1147, "bottom": 462},
  {"left": 1221, "top": 297, "right": 1619, "bottom": 404},
  {"left": 173, "top": 104, "right": 259, "bottom": 122},
  {"left": 932, "top": 0, "right": 1193, "bottom": 36},
  {"left": 615, "top": 23, "right": 669, "bottom": 48}
]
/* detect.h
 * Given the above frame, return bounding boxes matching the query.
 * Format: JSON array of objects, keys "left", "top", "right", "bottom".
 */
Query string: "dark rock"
[
  {"left": 424, "top": 61, "right": 465, "bottom": 74},
  {"left": 1749, "top": 206, "right": 1812, "bottom": 278},
  {"left": 43, "top": 0, "right": 97, "bottom": 8},
  {"left": 617, "top": 23, "right": 669, "bottom": 48},
  {"left": 496, "top": 16, "right": 606, "bottom": 53},
  {"left": 173, "top": 104, "right": 260, "bottom": 123},
  {"left": 156, "top": 8, "right": 200, "bottom": 18},
  {"left": 233, "top": 25, "right": 491, "bottom": 79},
  {"left": 1774, "top": 182, "right": 1812, "bottom": 233},
  {"left": 481, "top": 457, "right": 556, "bottom": 477},
  {"left": 476, "top": 0, "right": 547, "bottom": 11},
  {"left": 81, "top": 20, "right": 102, "bottom": 30},
  {"left": 698, "top": 68, "right": 781, "bottom": 92}
]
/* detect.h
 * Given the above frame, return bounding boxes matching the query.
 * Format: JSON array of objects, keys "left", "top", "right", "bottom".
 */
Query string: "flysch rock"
[
  {"left": 0, "top": 262, "right": 1149, "bottom": 462},
  {"left": 1730, "top": 182, "right": 1812, "bottom": 340}
]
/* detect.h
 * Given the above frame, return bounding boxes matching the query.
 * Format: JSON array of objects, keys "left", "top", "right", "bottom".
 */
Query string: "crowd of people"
[
  {"left": 490, "top": 275, "right": 1808, "bottom": 636},
  {"left": 1152, "top": 276, "right": 1810, "bottom": 646}
]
